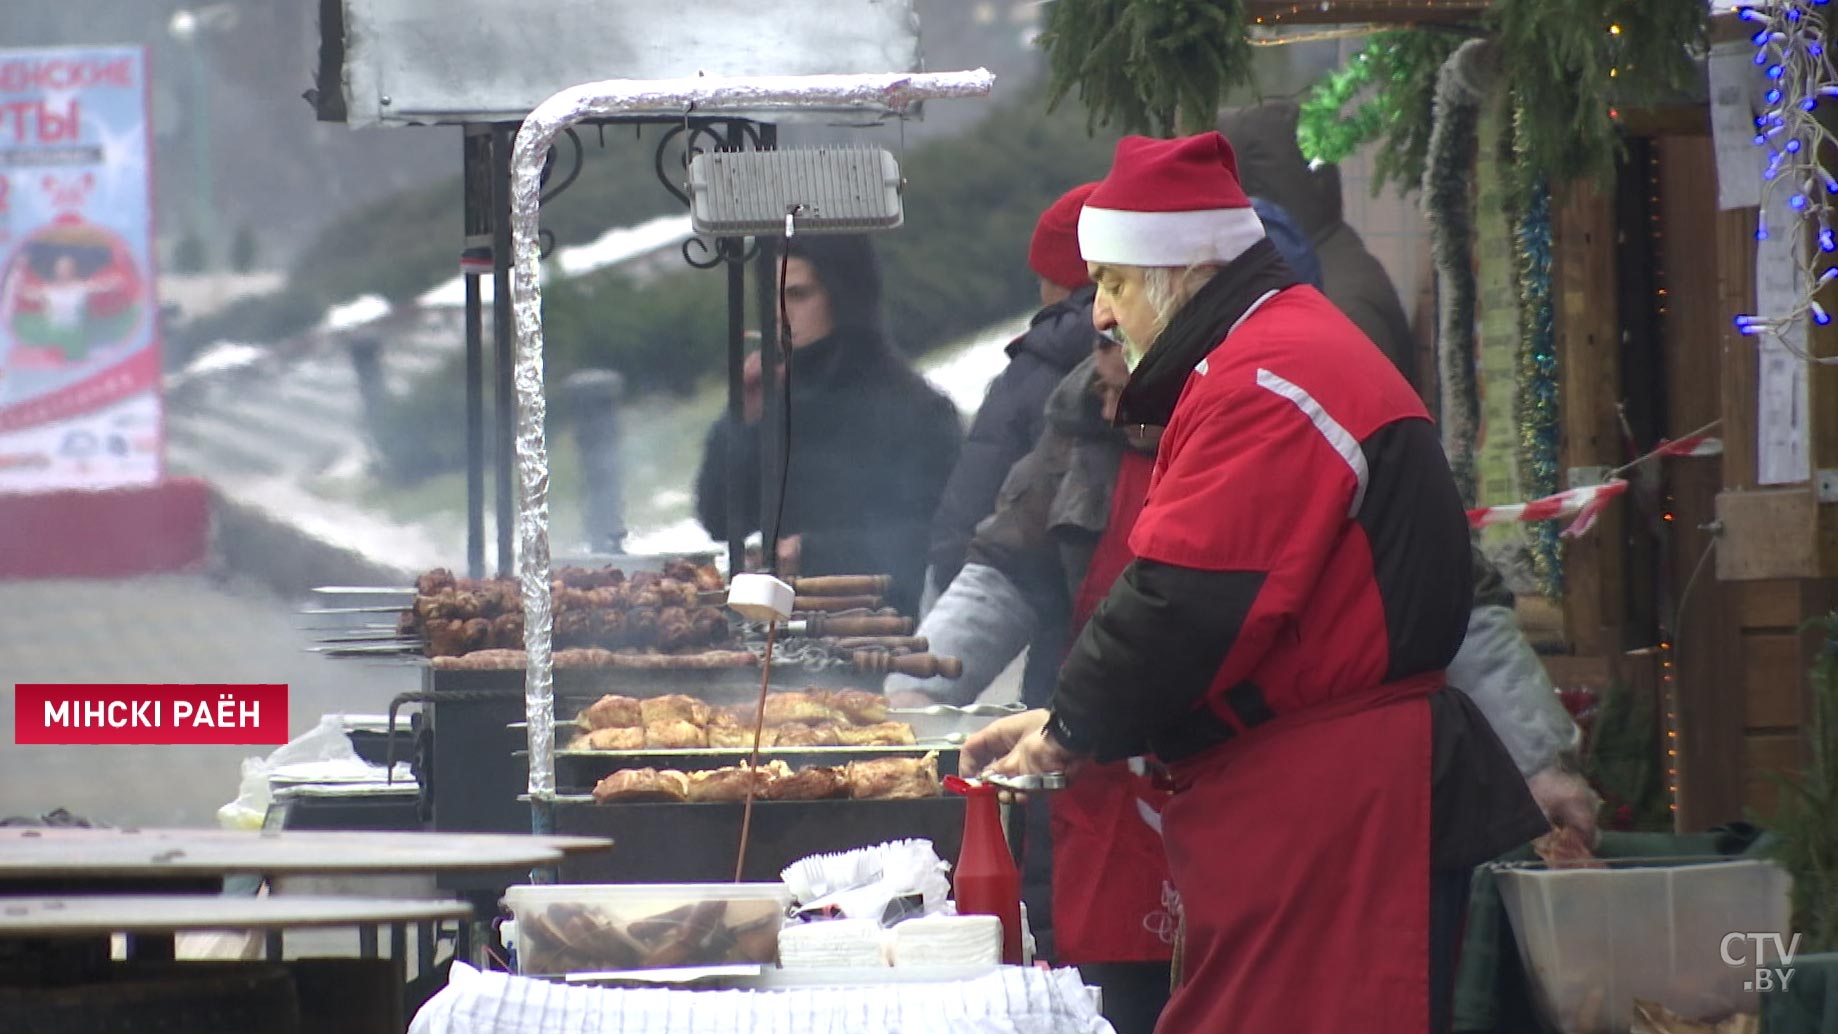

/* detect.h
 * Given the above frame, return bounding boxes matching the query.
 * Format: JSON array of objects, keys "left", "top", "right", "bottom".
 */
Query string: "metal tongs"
[
  {"left": 947, "top": 772, "right": 1068, "bottom": 793},
  {"left": 887, "top": 702, "right": 1026, "bottom": 718}
]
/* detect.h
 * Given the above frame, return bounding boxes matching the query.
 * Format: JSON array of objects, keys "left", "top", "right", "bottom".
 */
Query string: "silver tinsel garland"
[{"left": 1423, "top": 40, "right": 1497, "bottom": 508}]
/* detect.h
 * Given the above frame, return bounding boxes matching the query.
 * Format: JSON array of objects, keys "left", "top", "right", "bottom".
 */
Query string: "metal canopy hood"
[{"left": 321, "top": 0, "right": 926, "bottom": 127}]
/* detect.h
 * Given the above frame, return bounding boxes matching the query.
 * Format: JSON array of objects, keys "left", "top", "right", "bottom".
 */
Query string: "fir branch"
[
  {"left": 1488, "top": 0, "right": 1706, "bottom": 185},
  {"left": 1039, "top": 0, "right": 1254, "bottom": 137}
]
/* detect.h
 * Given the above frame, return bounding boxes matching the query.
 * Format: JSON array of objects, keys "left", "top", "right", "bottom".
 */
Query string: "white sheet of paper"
[
  {"left": 1756, "top": 209, "right": 1810, "bottom": 484},
  {"left": 1710, "top": 40, "right": 1764, "bottom": 212}
]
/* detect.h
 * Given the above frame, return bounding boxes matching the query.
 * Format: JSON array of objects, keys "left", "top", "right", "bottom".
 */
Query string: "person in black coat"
[
  {"left": 926, "top": 183, "right": 1103, "bottom": 596},
  {"left": 693, "top": 235, "right": 961, "bottom": 616}
]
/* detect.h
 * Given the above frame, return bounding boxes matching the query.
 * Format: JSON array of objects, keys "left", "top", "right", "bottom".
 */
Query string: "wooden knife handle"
[
  {"left": 853, "top": 651, "right": 964, "bottom": 679},
  {"left": 830, "top": 636, "right": 929, "bottom": 652},
  {"left": 792, "top": 594, "right": 883, "bottom": 613},
  {"left": 791, "top": 575, "right": 891, "bottom": 596},
  {"left": 804, "top": 614, "right": 914, "bottom": 638}
]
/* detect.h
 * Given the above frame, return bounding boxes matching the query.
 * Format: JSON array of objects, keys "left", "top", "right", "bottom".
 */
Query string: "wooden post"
[
  {"left": 1657, "top": 135, "right": 1746, "bottom": 830},
  {"left": 1552, "top": 184, "right": 1627, "bottom": 662}
]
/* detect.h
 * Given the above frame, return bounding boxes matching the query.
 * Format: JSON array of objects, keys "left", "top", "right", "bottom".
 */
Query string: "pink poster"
[{"left": 0, "top": 46, "right": 161, "bottom": 493}]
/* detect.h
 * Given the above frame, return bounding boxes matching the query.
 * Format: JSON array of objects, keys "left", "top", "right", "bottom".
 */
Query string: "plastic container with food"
[
  {"left": 504, "top": 882, "right": 792, "bottom": 975},
  {"left": 1494, "top": 858, "right": 1793, "bottom": 1034}
]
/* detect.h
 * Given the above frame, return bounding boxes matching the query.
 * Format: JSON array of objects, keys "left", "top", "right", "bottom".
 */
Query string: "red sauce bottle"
[{"left": 945, "top": 775, "right": 1022, "bottom": 964}]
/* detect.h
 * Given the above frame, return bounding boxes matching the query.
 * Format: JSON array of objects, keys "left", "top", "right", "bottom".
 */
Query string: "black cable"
[{"left": 770, "top": 225, "right": 795, "bottom": 573}]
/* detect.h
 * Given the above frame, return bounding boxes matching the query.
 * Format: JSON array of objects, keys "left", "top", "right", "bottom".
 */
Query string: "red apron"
[
  {"left": 1156, "top": 673, "right": 1439, "bottom": 1034},
  {"left": 1049, "top": 451, "right": 1176, "bottom": 965}
]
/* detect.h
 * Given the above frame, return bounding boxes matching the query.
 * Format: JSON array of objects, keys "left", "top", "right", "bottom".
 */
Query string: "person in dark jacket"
[
  {"left": 1219, "top": 98, "right": 1420, "bottom": 385},
  {"left": 926, "top": 183, "right": 1102, "bottom": 598},
  {"left": 693, "top": 235, "right": 961, "bottom": 616}
]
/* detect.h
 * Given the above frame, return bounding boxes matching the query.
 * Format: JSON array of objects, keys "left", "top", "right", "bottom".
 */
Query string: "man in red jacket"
[{"left": 964, "top": 133, "right": 1545, "bottom": 1034}]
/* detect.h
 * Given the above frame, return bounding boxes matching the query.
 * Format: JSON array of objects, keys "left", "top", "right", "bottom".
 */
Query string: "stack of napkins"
[
  {"left": 889, "top": 914, "right": 1001, "bottom": 967},
  {"left": 777, "top": 914, "right": 1002, "bottom": 970},
  {"left": 777, "top": 918, "right": 888, "bottom": 969}
]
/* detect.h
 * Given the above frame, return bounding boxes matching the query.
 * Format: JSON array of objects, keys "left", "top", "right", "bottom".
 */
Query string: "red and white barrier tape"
[
  {"left": 1467, "top": 435, "right": 1721, "bottom": 538},
  {"left": 1467, "top": 480, "right": 1630, "bottom": 538},
  {"left": 1652, "top": 435, "right": 1723, "bottom": 459}
]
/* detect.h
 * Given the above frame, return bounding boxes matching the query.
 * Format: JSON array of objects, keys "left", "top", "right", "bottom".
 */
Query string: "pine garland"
[
  {"left": 1424, "top": 39, "right": 1495, "bottom": 506},
  {"left": 1038, "top": 0, "right": 1254, "bottom": 137},
  {"left": 1488, "top": 0, "right": 1706, "bottom": 185}
]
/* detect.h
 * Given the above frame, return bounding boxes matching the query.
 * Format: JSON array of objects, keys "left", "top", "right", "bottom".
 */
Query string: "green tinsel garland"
[
  {"left": 1424, "top": 39, "right": 1494, "bottom": 507},
  {"left": 1297, "top": 31, "right": 1462, "bottom": 195},
  {"left": 1038, "top": 0, "right": 1254, "bottom": 136},
  {"left": 1286, "top": 0, "right": 1704, "bottom": 191}
]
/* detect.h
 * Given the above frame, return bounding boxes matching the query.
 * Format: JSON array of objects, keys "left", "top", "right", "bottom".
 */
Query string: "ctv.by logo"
[{"left": 1721, "top": 932, "right": 1801, "bottom": 992}]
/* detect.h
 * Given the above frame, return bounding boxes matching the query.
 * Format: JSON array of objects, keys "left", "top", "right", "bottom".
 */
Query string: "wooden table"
[
  {"left": 0, "top": 827, "right": 609, "bottom": 881},
  {"left": 0, "top": 827, "right": 611, "bottom": 968},
  {"left": 0, "top": 893, "right": 473, "bottom": 994}
]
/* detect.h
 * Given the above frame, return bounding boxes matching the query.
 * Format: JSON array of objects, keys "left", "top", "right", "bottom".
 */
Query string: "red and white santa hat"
[{"left": 1078, "top": 133, "right": 1266, "bottom": 269}]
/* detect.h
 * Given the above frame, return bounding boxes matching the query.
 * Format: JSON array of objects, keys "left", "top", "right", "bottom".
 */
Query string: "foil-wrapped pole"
[{"left": 509, "top": 70, "right": 995, "bottom": 798}]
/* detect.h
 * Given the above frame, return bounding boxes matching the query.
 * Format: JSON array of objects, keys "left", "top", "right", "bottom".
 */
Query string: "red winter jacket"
[{"left": 1047, "top": 238, "right": 1473, "bottom": 764}]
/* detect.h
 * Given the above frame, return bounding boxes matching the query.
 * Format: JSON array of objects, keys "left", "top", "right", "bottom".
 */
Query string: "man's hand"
[
  {"left": 959, "top": 708, "right": 1080, "bottom": 780},
  {"left": 1527, "top": 766, "right": 1601, "bottom": 844},
  {"left": 742, "top": 351, "right": 764, "bottom": 424},
  {"left": 776, "top": 534, "right": 802, "bottom": 576}
]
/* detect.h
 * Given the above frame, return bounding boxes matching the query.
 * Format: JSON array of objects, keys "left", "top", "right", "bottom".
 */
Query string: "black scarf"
[{"left": 1115, "top": 238, "right": 1301, "bottom": 428}]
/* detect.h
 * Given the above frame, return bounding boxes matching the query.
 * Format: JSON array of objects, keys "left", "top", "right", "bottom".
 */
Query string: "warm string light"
[
  {"left": 1662, "top": 640, "right": 1680, "bottom": 814},
  {"left": 1733, "top": 0, "right": 1838, "bottom": 360}
]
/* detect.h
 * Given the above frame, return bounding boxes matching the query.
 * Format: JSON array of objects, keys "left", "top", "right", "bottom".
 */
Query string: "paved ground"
[{"left": 0, "top": 574, "right": 417, "bottom": 828}]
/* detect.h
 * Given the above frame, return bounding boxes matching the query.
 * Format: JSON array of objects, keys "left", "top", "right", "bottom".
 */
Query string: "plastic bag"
[
  {"left": 215, "top": 715, "right": 363, "bottom": 830},
  {"left": 781, "top": 839, "right": 952, "bottom": 923}
]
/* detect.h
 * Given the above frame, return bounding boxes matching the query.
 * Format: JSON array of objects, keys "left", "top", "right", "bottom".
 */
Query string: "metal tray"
[
  {"left": 548, "top": 796, "right": 967, "bottom": 883},
  {"left": 536, "top": 743, "right": 958, "bottom": 790}
]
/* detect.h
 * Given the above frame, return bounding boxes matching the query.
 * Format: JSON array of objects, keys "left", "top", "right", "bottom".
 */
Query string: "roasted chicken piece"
[
  {"left": 424, "top": 617, "right": 492, "bottom": 657},
  {"left": 553, "top": 609, "right": 598, "bottom": 649},
  {"left": 654, "top": 606, "right": 697, "bottom": 652},
  {"left": 834, "top": 721, "right": 917, "bottom": 747},
  {"left": 824, "top": 689, "right": 890, "bottom": 725},
  {"left": 706, "top": 724, "right": 776, "bottom": 750},
  {"left": 577, "top": 694, "right": 643, "bottom": 730},
  {"left": 644, "top": 720, "right": 707, "bottom": 750},
  {"left": 640, "top": 694, "right": 711, "bottom": 727},
  {"left": 416, "top": 568, "right": 457, "bottom": 596},
  {"left": 591, "top": 767, "right": 690, "bottom": 803},
  {"left": 624, "top": 608, "right": 660, "bottom": 650},
  {"left": 477, "top": 582, "right": 521, "bottom": 618},
  {"left": 762, "top": 692, "right": 842, "bottom": 726},
  {"left": 685, "top": 761, "right": 789, "bottom": 803},
  {"left": 771, "top": 721, "right": 841, "bottom": 748},
  {"left": 489, "top": 612, "right": 524, "bottom": 650},
  {"left": 568, "top": 726, "right": 645, "bottom": 751},
  {"left": 845, "top": 754, "right": 940, "bottom": 800},
  {"left": 692, "top": 608, "right": 730, "bottom": 644},
  {"left": 764, "top": 765, "right": 850, "bottom": 801}
]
